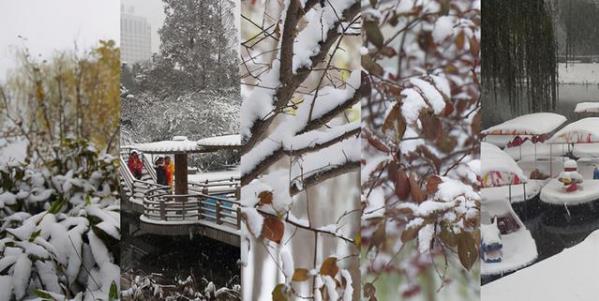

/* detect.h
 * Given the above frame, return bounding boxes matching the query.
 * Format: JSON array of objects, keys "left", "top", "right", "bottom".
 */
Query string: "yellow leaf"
[
  {"left": 292, "top": 268, "right": 310, "bottom": 282},
  {"left": 319, "top": 257, "right": 339, "bottom": 277}
]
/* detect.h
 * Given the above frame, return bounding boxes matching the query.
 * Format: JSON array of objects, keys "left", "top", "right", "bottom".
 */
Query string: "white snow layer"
[
  {"left": 547, "top": 117, "right": 599, "bottom": 144},
  {"left": 482, "top": 230, "right": 599, "bottom": 301},
  {"left": 482, "top": 112, "right": 567, "bottom": 136},
  {"left": 540, "top": 178, "right": 599, "bottom": 206},
  {"left": 574, "top": 102, "right": 599, "bottom": 113},
  {"left": 481, "top": 142, "right": 527, "bottom": 186},
  {"left": 292, "top": 0, "right": 356, "bottom": 72}
]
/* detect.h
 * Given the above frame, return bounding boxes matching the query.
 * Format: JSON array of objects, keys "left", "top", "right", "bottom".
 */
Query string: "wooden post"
[
  {"left": 174, "top": 153, "right": 188, "bottom": 198},
  {"left": 216, "top": 201, "right": 222, "bottom": 224},
  {"left": 160, "top": 199, "right": 166, "bottom": 221}
]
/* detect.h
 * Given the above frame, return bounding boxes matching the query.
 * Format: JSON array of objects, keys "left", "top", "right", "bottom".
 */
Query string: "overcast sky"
[
  {"left": 122, "top": 0, "right": 165, "bottom": 54},
  {"left": 0, "top": 0, "right": 120, "bottom": 82}
]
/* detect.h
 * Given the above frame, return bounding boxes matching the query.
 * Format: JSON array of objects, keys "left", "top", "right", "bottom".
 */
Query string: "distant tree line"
[
  {"left": 122, "top": 0, "right": 238, "bottom": 95},
  {"left": 1, "top": 40, "right": 120, "bottom": 160}
]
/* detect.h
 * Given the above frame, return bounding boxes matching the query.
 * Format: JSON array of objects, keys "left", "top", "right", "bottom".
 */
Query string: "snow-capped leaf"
[
  {"left": 261, "top": 216, "right": 284, "bottom": 244},
  {"left": 258, "top": 191, "right": 273, "bottom": 205},
  {"left": 319, "top": 257, "right": 339, "bottom": 277},
  {"left": 457, "top": 232, "right": 478, "bottom": 270}
]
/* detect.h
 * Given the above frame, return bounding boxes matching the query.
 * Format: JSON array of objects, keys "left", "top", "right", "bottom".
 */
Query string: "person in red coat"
[{"left": 127, "top": 150, "right": 143, "bottom": 179}]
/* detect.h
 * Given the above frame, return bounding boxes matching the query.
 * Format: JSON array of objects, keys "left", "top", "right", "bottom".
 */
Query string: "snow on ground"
[
  {"left": 482, "top": 230, "right": 599, "bottom": 301},
  {"left": 540, "top": 179, "right": 599, "bottom": 206},
  {"left": 0, "top": 138, "right": 27, "bottom": 164},
  {"left": 574, "top": 143, "right": 599, "bottom": 159},
  {"left": 559, "top": 63, "right": 599, "bottom": 85}
]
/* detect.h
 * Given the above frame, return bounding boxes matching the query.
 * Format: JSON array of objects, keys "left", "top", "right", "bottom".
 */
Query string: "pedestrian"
[
  {"left": 154, "top": 157, "right": 167, "bottom": 186},
  {"left": 594, "top": 164, "right": 599, "bottom": 180},
  {"left": 127, "top": 150, "right": 143, "bottom": 180},
  {"left": 164, "top": 156, "right": 175, "bottom": 188}
]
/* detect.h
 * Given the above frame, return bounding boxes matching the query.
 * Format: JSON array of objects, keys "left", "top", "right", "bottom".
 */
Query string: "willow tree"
[{"left": 482, "top": 0, "right": 558, "bottom": 113}]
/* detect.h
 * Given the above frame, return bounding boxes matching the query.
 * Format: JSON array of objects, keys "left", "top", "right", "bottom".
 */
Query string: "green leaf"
[
  {"left": 108, "top": 281, "right": 119, "bottom": 301},
  {"left": 29, "top": 229, "right": 42, "bottom": 242},
  {"left": 272, "top": 283, "right": 288, "bottom": 301},
  {"left": 34, "top": 289, "right": 57, "bottom": 301},
  {"left": 47, "top": 198, "right": 65, "bottom": 214}
]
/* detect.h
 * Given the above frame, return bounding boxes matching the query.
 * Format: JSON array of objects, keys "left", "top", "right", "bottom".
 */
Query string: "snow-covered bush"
[
  {"left": 121, "top": 270, "right": 240, "bottom": 301},
  {"left": 0, "top": 138, "right": 120, "bottom": 300},
  {"left": 361, "top": 0, "right": 481, "bottom": 299}
]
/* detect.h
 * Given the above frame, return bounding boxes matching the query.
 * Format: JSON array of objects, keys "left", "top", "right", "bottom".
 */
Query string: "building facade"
[{"left": 120, "top": 6, "right": 152, "bottom": 64}]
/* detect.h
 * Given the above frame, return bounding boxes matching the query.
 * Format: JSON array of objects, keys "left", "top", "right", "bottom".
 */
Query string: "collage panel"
[
  {"left": 119, "top": 0, "right": 242, "bottom": 300},
  {"left": 0, "top": 1, "right": 121, "bottom": 300},
  {"left": 361, "top": 0, "right": 481, "bottom": 300},
  {"left": 481, "top": 0, "right": 599, "bottom": 300},
  {"left": 239, "top": 0, "right": 362, "bottom": 300}
]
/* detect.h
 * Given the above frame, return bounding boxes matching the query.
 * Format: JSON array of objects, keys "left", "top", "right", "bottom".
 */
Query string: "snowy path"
[{"left": 482, "top": 230, "right": 599, "bottom": 301}]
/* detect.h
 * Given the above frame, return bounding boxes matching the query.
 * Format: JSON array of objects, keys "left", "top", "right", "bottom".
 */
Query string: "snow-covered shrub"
[
  {"left": 121, "top": 270, "right": 240, "bottom": 301},
  {"left": 361, "top": 0, "right": 481, "bottom": 299},
  {"left": 0, "top": 138, "right": 120, "bottom": 300}
]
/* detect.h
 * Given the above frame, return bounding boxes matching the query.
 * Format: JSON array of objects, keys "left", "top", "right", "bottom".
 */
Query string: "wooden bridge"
[{"left": 120, "top": 139, "right": 242, "bottom": 247}]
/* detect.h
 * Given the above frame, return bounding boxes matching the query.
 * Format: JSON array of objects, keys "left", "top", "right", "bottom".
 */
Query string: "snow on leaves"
[
  {"left": 272, "top": 256, "right": 353, "bottom": 301},
  {"left": 361, "top": 0, "right": 480, "bottom": 298},
  {"left": 241, "top": 0, "right": 361, "bottom": 299},
  {"left": 0, "top": 139, "right": 120, "bottom": 300}
]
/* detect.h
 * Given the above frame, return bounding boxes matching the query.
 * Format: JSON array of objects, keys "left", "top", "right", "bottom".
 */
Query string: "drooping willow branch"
[{"left": 482, "top": 0, "right": 558, "bottom": 113}]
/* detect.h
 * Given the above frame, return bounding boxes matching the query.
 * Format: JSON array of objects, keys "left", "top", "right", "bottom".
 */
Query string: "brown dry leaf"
[
  {"left": 272, "top": 283, "right": 288, "bottom": 301},
  {"left": 382, "top": 103, "right": 400, "bottom": 133},
  {"left": 362, "top": 55, "right": 384, "bottom": 77},
  {"left": 319, "top": 257, "right": 339, "bottom": 277},
  {"left": 393, "top": 168, "right": 411, "bottom": 200},
  {"left": 457, "top": 232, "right": 478, "bottom": 270},
  {"left": 401, "top": 223, "right": 424, "bottom": 242},
  {"left": 469, "top": 35, "right": 480, "bottom": 56},
  {"left": 292, "top": 268, "right": 310, "bottom": 282},
  {"left": 409, "top": 174, "right": 426, "bottom": 203},
  {"left": 364, "top": 282, "right": 377, "bottom": 300},
  {"left": 439, "top": 226, "right": 457, "bottom": 247},
  {"left": 258, "top": 190, "right": 273, "bottom": 205},
  {"left": 261, "top": 216, "right": 284, "bottom": 244},
  {"left": 455, "top": 30, "right": 465, "bottom": 49},
  {"left": 365, "top": 20, "right": 385, "bottom": 48},
  {"left": 426, "top": 175, "right": 443, "bottom": 194}
]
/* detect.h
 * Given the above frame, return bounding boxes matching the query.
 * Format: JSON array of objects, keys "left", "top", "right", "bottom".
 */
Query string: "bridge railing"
[
  {"left": 119, "top": 156, "right": 169, "bottom": 198},
  {"left": 142, "top": 188, "right": 241, "bottom": 229}
]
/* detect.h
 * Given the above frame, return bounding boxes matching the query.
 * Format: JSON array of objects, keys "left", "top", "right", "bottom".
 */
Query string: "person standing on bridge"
[
  {"left": 155, "top": 157, "right": 168, "bottom": 186},
  {"left": 127, "top": 150, "right": 143, "bottom": 180},
  {"left": 164, "top": 156, "right": 175, "bottom": 188}
]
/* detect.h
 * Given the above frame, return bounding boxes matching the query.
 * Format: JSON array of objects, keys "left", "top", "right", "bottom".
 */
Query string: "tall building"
[{"left": 120, "top": 5, "right": 151, "bottom": 64}]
